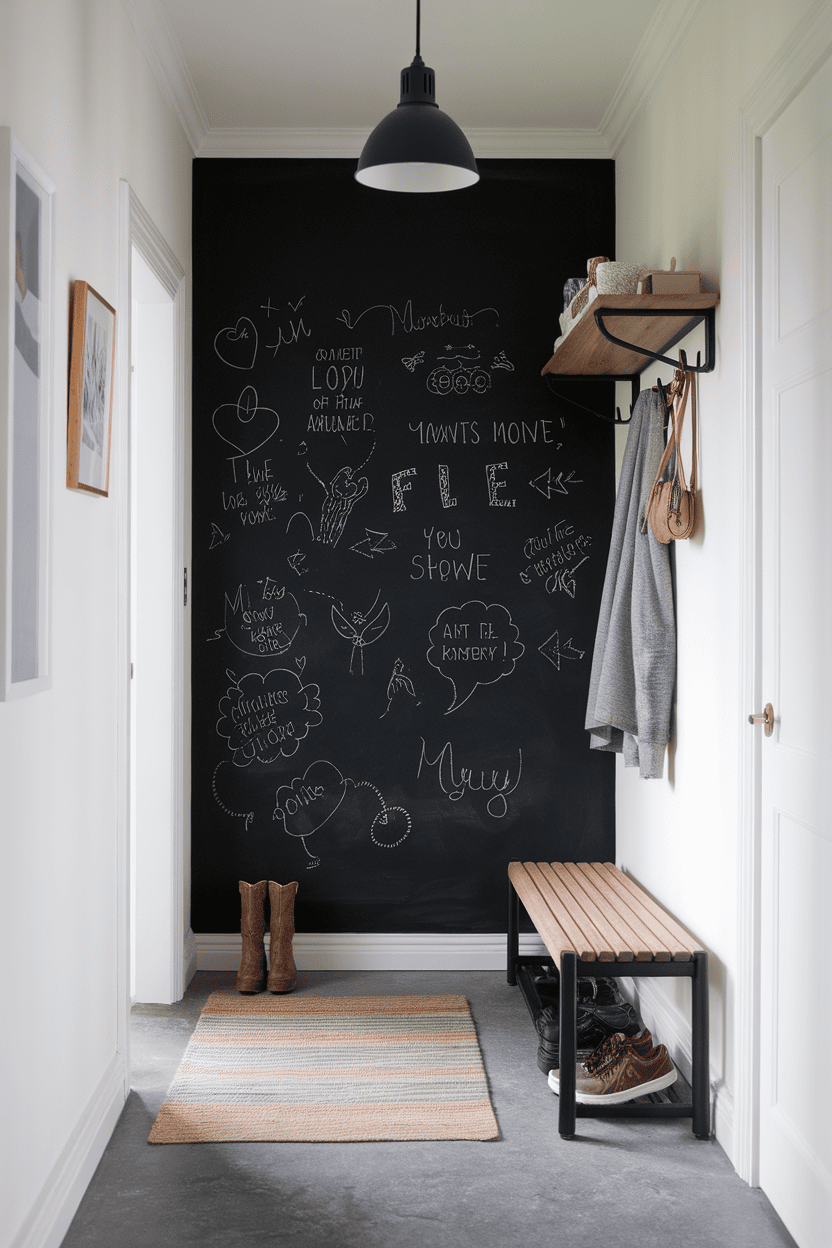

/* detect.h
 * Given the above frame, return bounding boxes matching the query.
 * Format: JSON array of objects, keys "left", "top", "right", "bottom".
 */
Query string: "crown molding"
[
  {"left": 600, "top": 0, "right": 705, "bottom": 156},
  {"left": 122, "top": 0, "right": 208, "bottom": 153},
  {"left": 196, "top": 126, "right": 611, "bottom": 159}
]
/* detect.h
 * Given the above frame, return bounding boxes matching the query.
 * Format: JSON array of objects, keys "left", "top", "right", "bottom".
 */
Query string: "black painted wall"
[{"left": 191, "top": 158, "right": 616, "bottom": 934}]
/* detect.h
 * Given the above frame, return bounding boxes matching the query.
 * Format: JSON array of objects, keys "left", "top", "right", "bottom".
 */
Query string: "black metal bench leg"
[
  {"left": 558, "top": 950, "right": 577, "bottom": 1138},
  {"left": 691, "top": 949, "right": 710, "bottom": 1138},
  {"left": 507, "top": 876, "right": 519, "bottom": 985}
]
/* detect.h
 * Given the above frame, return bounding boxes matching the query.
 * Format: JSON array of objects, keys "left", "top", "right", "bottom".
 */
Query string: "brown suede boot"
[
  {"left": 267, "top": 880, "right": 299, "bottom": 993},
  {"left": 236, "top": 880, "right": 268, "bottom": 993}
]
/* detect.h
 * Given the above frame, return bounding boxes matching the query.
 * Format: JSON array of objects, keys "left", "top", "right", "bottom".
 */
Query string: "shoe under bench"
[{"left": 507, "top": 860, "right": 709, "bottom": 1140}]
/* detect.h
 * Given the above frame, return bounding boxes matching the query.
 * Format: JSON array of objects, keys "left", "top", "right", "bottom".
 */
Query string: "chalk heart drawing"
[
  {"left": 212, "top": 386, "right": 279, "bottom": 457},
  {"left": 214, "top": 317, "right": 258, "bottom": 370},
  {"left": 216, "top": 667, "right": 322, "bottom": 766},
  {"left": 427, "top": 600, "right": 525, "bottom": 714},
  {"left": 273, "top": 760, "right": 350, "bottom": 842}
]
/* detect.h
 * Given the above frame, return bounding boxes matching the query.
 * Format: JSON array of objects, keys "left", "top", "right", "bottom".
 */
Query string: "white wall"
[
  {"left": 613, "top": 0, "right": 816, "bottom": 1164},
  {"left": 0, "top": 4, "right": 190, "bottom": 1246}
]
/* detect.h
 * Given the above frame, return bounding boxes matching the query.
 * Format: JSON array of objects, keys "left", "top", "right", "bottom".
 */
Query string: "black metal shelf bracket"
[
  {"left": 544, "top": 304, "right": 716, "bottom": 425},
  {"left": 592, "top": 304, "right": 716, "bottom": 374}
]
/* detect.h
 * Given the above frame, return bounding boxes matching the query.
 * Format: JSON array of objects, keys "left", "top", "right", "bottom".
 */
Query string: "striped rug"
[{"left": 148, "top": 992, "right": 499, "bottom": 1143}]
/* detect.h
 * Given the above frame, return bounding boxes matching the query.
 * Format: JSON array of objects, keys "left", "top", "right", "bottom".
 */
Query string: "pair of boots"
[{"left": 237, "top": 879, "right": 298, "bottom": 994}]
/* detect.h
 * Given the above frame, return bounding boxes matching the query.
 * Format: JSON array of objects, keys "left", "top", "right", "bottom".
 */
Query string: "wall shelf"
[{"left": 541, "top": 293, "right": 720, "bottom": 379}]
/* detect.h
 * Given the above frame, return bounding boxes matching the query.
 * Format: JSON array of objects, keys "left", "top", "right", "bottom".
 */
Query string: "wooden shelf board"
[{"left": 541, "top": 293, "right": 720, "bottom": 377}]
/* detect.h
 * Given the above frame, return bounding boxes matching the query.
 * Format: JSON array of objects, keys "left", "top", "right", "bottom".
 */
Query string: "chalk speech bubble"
[
  {"left": 427, "top": 600, "right": 524, "bottom": 713},
  {"left": 217, "top": 667, "right": 322, "bottom": 766},
  {"left": 224, "top": 582, "right": 305, "bottom": 658},
  {"left": 273, "top": 760, "right": 350, "bottom": 840}
]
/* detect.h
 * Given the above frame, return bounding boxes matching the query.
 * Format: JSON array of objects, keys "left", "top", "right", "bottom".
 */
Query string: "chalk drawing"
[
  {"left": 212, "top": 386, "right": 279, "bottom": 459},
  {"left": 331, "top": 591, "right": 390, "bottom": 675},
  {"left": 538, "top": 629, "right": 586, "bottom": 671},
  {"left": 336, "top": 299, "right": 499, "bottom": 336},
  {"left": 217, "top": 667, "right": 322, "bottom": 766},
  {"left": 529, "top": 467, "right": 582, "bottom": 499},
  {"left": 210, "top": 522, "right": 230, "bottom": 549},
  {"left": 214, "top": 317, "right": 257, "bottom": 370},
  {"left": 222, "top": 582, "right": 306, "bottom": 658},
  {"left": 427, "top": 600, "right": 524, "bottom": 714},
  {"left": 273, "top": 759, "right": 411, "bottom": 868},
  {"left": 402, "top": 351, "right": 425, "bottom": 372},
  {"left": 491, "top": 350, "right": 515, "bottom": 371},
  {"left": 350, "top": 528, "right": 396, "bottom": 559},
  {"left": 211, "top": 760, "right": 254, "bottom": 830},
  {"left": 380, "top": 658, "right": 421, "bottom": 718}
]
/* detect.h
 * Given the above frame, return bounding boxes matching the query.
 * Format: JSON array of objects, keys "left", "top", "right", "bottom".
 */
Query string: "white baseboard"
[
  {"left": 620, "top": 976, "right": 733, "bottom": 1153},
  {"left": 10, "top": 1055, "right": 126, "bottom": 1248},
  {"left": 196, "top": 931, "right": 548, "bottom": 972},
  {"left": 183, "top": 927, "right": 198, "bottom": 988}
]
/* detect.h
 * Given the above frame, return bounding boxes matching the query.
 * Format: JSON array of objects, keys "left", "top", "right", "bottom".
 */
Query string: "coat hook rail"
[{"left": 592, "top": 306, "right": 716, "bottom": 374}]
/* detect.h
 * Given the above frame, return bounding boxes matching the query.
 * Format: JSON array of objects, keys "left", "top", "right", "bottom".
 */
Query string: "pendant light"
[{"left": 355, "top": 0, "right": 479, "bottom": 193}]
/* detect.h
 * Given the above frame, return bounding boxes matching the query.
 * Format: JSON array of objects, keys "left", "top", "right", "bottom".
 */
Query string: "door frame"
[
  {"left": 736, "top": 2, "right": 832, "bottom": 1188},
  {"left": 116, "top": 182, "right": 187, "bottom": 1079}
]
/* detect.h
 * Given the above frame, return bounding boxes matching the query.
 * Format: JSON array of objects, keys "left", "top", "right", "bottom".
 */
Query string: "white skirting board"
[
  {"left": 10, "top": 1055, "right": 125, "bottom": 1248},
  {"left": 619, "top": 975, "right": 733, "bottom": 1153},
  {"left": 196, "top": 931, "right": 549, "bottom": 972}
]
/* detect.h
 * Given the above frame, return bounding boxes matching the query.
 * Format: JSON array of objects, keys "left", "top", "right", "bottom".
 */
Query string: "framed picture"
[
  {"left": 67, "top": 281, "right": 116, "bottom": 496},
  {"left": 0, "top": 128, "right": 54, "bottom": 700}
]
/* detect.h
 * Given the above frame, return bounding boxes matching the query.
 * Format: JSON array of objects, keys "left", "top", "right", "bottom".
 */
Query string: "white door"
[{"left": 759, "top": 52, "right": 832, "bottom": 1248}]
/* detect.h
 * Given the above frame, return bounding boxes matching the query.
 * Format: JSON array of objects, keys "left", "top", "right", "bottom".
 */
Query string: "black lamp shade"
[{"left": 356, "top": 55, "right": 479, "bottom": 193}]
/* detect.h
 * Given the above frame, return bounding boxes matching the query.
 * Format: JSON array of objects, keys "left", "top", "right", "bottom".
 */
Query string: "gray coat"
[{"left": 585, "top": 387, "right": 676, "bottom": 779}]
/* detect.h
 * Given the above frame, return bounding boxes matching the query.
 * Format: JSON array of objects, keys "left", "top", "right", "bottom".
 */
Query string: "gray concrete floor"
[{"left": 61, "top": 970, "right": 795, "bottom": 1248}]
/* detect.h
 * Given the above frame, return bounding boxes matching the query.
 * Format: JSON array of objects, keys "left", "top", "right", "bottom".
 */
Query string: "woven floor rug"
[{"left": 148, "top": 992, "right": 499, "bottom": 1143}]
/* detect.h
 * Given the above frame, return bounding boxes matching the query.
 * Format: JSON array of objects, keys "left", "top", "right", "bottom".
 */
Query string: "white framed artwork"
[{"left": 0, "top": 129, "right": 54, "bottom": 699}]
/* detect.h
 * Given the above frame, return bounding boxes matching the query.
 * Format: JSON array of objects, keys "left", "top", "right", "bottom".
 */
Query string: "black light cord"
[{"left": 416, "top": 0, "right": 421, "bottom": 57}]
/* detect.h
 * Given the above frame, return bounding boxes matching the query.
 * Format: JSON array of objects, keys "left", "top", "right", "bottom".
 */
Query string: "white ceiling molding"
[
  {"left": 600, "top": 0, "right": 705, "bottom": 156},
  {"left": 122, "top": 0, "right": 208, "bottom": 153},
  {"left": 197, "top": 126, "right": 612, "bottom": 160}
]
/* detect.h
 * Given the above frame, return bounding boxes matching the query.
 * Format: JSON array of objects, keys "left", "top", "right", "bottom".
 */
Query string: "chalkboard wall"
[{"left": 191, "top": 158, "right": 616, "bottom": 935}]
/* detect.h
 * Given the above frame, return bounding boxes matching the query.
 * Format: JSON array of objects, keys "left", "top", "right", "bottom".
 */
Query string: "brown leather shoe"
[
  {"left": 236, "top": 880, "right": 268, "bottom": 993},
  {"left": 267, "top": 880, "right": 299, "bottom": 993},
  {"left": 568, "top": 1043, "right": 677, "bottom": 1104}
]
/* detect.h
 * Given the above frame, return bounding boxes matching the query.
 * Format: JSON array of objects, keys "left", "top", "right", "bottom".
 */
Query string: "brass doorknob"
[{"left": 748, "top": 704, "right": 774, "bottom": 736}]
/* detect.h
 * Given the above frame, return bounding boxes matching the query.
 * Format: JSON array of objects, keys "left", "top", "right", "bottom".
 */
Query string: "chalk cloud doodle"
[
  {"left": 212, "top": 386, "right": 279, "bottom": 459},
  {"left": 427, "top": 600, "right": 525, "bottom": 713},
  {"left": 217, "top": 667, "right": 322, "bottom": 765},
  {"left": 273, "top": 758, "right": 411, "bottom": 868}
]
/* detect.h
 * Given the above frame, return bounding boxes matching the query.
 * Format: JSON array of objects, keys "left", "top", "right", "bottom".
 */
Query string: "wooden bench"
[{"left": 507, "top": 860, "right": 709, "bottom": 1139}]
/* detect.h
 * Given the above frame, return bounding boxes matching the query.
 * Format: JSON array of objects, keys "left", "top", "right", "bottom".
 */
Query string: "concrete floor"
[{"left": 61, "top": 970, "right": 795, "bottom": 1248}]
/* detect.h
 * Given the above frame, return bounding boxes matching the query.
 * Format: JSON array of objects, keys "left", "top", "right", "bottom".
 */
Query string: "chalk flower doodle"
[
  {"left": 212, "top": 385, "right": 279, "bottom": 459},
  {"left": 223, "top": 582, "right": 306, "bottom": 657},
  {"left": 427, "top": 600, "right": 525, "bottom": 713},
  {"left": 273, "top": 759, "right": 411, "bottom": 868},
  {"left": 217, "top": 667, "right": 322, "bottom": 766},
  {"left": 331, "top": 591, "right": 390, "bottom": 676}
]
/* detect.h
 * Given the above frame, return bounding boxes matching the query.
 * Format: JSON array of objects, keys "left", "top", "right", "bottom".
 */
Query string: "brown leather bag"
[{"left": 642, "top": 368, "right": 698, "bottom": 543}]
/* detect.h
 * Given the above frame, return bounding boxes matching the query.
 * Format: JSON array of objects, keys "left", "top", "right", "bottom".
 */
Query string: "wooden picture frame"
[
  {"left": 0, "top": 128, "right": 54, "bottom": 700},
  {"left": 67, "top": 280, "right": 116, "bottom": 496}
]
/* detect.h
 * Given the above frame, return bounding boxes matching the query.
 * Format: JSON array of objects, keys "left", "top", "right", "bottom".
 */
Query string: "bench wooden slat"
[
  {"left": 569, "top": 862, "right": 671, "bottom": 961},
  {"left": 557, "top": 862, "right": 654, "bottom": 960},
  {"left": 546, "top": 863, "right": 642, "bottom": 960},
  {"left": 507, "top": 861, "right": 587, "bottom": 961},
  {"left": 508, "top": 861, "right": 597, "bottom": 961},
  {"left": 589, "top": 863, "right": 702, "bottom": 960},
  {"left": 537, "top": 863, "right": 625, "bottom": 961}
]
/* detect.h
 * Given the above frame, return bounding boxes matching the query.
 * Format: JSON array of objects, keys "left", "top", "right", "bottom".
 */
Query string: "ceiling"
[{"left": 124, "top": 0, "right": 700, "bottom": 156}]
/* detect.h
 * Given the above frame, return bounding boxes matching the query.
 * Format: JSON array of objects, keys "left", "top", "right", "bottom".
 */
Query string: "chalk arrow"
[
  {"left": 529, "top": 468, "right": 583, "bottom": 499},
  {"left": 538, "top": 629, "right": 585, "bottom": 672},
  {"left": 350, "top": 528, "right": 397, "bottom": 559}
]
